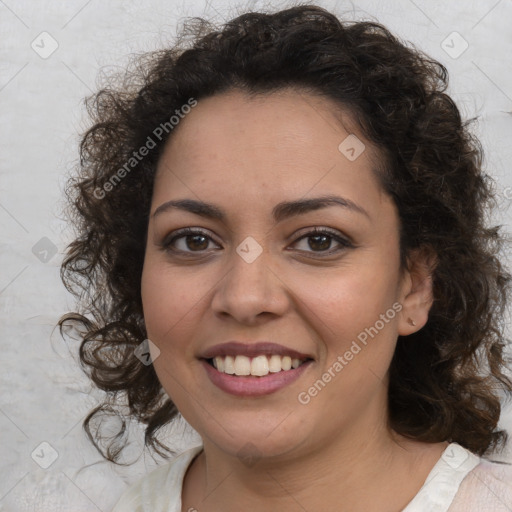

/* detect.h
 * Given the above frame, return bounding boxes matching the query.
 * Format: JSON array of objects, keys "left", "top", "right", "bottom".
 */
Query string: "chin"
[{"left": 193, "top": 410, "right": 308, "bottom": 461}]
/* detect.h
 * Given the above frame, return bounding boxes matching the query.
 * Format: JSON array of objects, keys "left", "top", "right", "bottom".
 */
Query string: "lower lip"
[{"left": 201, "top": 359, "right": 312, "bottom": 397}]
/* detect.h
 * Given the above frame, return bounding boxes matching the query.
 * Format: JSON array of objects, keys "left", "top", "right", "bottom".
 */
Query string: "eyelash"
[{"left": 160, "top": 227, "right": 354, "bottom": 257}]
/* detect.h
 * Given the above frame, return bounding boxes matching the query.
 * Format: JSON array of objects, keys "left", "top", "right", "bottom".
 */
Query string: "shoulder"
[
  {"left": 110, "top": 445, "right": 203, "bottom": 512},
  {"left": 403, "top": 443, "right": 512, "bottom": 512},
  {"left": 449, "top": 457, "right": 512, "bottom": 512}
]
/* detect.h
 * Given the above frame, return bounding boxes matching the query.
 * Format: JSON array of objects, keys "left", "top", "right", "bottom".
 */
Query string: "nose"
[{"left": 210, "top": 245, "right": 290, "bottom": 326}]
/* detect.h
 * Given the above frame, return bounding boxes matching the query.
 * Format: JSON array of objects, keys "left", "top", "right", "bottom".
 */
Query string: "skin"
[{"left": 141, "top": 88, "right": 447, "bottom": 512}]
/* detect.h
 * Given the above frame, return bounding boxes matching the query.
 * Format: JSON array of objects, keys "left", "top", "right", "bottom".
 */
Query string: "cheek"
[
  {"left": 141, "top": 258, "right": 204, "bottom": 350},
  {"left": 293, "top": 271, "right": 400, "bottom": 409},
  {"left": 287, "top": 258, "right": 401, "bottom": 373},
  {"left": 294, "top": 264, "right": 399, "bottom": 333},
  {"left": 141, "top": 260, "right": 207, "bottom": 405}
]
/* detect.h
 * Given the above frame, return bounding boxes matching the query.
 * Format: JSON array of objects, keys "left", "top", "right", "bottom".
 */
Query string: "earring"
[{"left": 407, "top": 318, "right": 417, "bottom": 327}]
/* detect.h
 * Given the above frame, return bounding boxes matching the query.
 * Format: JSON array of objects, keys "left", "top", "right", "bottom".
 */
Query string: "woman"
[{"left": 59, "top": 5, "right": 512, "bottom": 511}]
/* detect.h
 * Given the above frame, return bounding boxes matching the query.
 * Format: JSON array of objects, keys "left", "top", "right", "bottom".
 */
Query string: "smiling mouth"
[{"left": 205, "top": 354, "right": 311, "bottom": 377}]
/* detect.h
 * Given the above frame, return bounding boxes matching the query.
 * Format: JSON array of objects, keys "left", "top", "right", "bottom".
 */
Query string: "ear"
[{"left": 397, "top": 246, "right": 437, "bottom": 336}]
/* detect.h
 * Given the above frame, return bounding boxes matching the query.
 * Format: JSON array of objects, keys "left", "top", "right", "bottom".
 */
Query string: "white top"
[{"left": 111, "top": 442, "right": 512, "bottom": 511}]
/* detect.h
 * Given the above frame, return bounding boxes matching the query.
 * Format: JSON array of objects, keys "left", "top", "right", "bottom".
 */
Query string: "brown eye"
[
  {"left": 161, "top": 228, "right": 221, "bottom": 254},
  {"left": 291, "top": 228, "right": 353, "bottom": 255},
  {"left": 184, "top": 234, "right": 209, "bottom": 251},
  {"left": 307, "top": 234, "right": 332, "bottom": 251}
]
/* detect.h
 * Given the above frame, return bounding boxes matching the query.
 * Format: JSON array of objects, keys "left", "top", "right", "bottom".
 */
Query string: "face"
[{"left": 141, "top": 89, "right": 427, "bottom": 463}]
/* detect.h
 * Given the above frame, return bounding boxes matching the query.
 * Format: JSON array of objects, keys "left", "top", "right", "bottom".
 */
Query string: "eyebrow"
[{"left": 152, "top": 195, "right": 370, "bottom": 222}]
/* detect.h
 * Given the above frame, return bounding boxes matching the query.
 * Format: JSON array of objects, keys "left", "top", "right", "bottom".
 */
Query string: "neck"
[{"left": 182, "top": 405, "right": 447, "bottom": 512}]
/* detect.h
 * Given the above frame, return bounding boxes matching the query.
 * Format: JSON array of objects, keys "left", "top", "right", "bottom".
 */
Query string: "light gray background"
[{"left": 1, "top": 0, "right": 511, "bottom": 510}]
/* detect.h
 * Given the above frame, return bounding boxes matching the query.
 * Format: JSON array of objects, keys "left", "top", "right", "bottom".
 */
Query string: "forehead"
[{"left": 153, "top": 89, "right": 387, "bottom": 215}]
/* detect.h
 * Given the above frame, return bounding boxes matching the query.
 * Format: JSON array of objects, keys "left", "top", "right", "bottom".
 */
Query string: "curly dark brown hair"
[{"left": 59, "top": 4, "right": 512, "bottom": 463}]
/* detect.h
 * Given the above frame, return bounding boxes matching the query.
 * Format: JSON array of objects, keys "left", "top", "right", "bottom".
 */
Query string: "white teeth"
[
  {"left": 251, "top": 355, "right": 269, "bottom": 376},
  {"left": 233, "top": 355, "right": 251, "bottom": 376},
  {"left": 214, "top": 356, "right": 224, "bottom": 372},
  {"left": 210, "top": 354, "right": 307, "bottom": 376},
  {"left": 224, "top": 355, "right": 235, "bottom": 374},
  {"left": 268, "top": 354, "right": 282, "bottom": 373},
  {"left": 281, "top": 356, "right": 292, "bottom": 371}
]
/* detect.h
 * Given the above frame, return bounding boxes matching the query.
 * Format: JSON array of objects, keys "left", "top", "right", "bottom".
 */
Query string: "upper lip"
[{"left": 200, "top": 342, "right": 314, "bottom": 360}]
